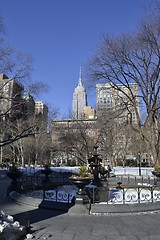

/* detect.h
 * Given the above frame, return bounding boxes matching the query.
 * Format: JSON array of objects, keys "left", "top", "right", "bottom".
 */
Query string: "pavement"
[{"left": 1, "top": 170, "right": 160, "bottom": 240}]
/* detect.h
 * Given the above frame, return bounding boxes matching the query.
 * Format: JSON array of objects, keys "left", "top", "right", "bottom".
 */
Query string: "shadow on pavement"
[
  {"left": 13, "top": 206, "right": 67, "bottom": 226},
  {"left": 0, "top": 194, "right": 68, "bottom": 228}
]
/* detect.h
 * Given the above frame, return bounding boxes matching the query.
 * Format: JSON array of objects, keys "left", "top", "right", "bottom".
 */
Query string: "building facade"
[
  {"left": 96, "top": 83, "right": 139, "bottom": 124},
  {"left": 72, "top": 68, "right": 87, "bottom": 119},
  {"left": 81, "top": 106, "right": 96, "bottom": 120},
  {"left": 35, "top": 101, "right": 48, "bottom": 122},
  {"left": 0, "top": 73, "right": 24, "bottom": 120},
  {"left": 22, "top": 93, "right": 35, "bottom": 120},
  {"left": 51, "top": 118, "right": 97, "bottom": 165}
]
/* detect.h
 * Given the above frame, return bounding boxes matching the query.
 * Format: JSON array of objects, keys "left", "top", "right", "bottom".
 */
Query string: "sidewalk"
[
  {"left": 16, "top": 207, "right": 160, "bottom": 240},
  {"left": 2, "top": 197, "right": 159, "bottom": 240}
]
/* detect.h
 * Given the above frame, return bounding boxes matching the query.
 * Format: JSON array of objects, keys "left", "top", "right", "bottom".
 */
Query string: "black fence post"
[{"left": 138, "top": 187, "right": 140, "bottom": 203}]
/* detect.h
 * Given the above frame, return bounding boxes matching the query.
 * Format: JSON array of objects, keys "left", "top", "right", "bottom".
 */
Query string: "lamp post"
[
  {"left": 67, "top": 120, "right": 70, "bottom": 165},
  {"left": 0, "top": 136, "right": 2, "bottom": 164},
  {"left": 0, "top": 119, "right": 4, "bottom": 164},
  {"left": 138, "top": 152, "right": 141, "bottom": 176},
  {"left": 92, "top": 145, "right": 101, "bottom": 186},
  {"left": 123, "top": 156, "right": 126, "bottom": 175}
]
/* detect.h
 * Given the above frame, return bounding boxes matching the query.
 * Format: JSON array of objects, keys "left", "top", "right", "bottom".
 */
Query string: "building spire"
[{"left": 78, "top": 66, "right": 82, "bottom": 87}]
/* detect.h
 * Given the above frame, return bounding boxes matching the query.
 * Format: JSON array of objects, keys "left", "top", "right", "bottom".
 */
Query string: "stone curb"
[
  {"left": 9, "top": 192, "right": 42, "bottom": 207},
  {"left": 90, "top": 202, "right": 160, "bottom": 214}
]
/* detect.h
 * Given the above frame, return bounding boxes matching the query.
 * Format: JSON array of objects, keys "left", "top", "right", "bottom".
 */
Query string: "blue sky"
[{"left": 0, "top": 0, "right": 153, "bottom": 118}]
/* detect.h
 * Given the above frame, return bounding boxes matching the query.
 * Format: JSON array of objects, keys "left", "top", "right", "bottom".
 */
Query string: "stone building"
[
  {"left": 81, "top": 106, "right": 96, "bottom": 120},
  {"left": 0, "top": 73, "right": 24, "bottom": 120},
  {"left": 51, "top": 118, "right": 97, "bottom": 165},
  {"left": 35, "top": 101, "right": 48, "bottom": 132}
]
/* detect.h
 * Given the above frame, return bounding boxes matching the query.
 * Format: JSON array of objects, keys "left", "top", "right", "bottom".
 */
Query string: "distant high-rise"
[
  {"left": 35, "top": 101, "right": 48, "bottom": 122},
  {"left": 72, "top": 68, "right": 87, "bottom": 119}
]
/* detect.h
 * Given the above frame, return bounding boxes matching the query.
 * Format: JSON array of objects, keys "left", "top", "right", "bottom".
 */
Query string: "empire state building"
[{"left": 72, "top": 68, "right": 87, "bottom": 119}]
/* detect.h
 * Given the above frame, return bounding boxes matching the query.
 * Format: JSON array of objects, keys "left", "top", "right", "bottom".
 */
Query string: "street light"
[
  {"left": 0, "top": 136, "right": 2, "bottom": 164},
  {"left": 92, "top": 145, "right": 101, "bottom": 186},
  {"left": 138, "top": 152, "right": 141, "bottom": 176}
]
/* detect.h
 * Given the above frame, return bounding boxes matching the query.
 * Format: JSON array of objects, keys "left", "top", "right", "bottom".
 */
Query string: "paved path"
[
  {"left": 1, "top": 170, "right": 160, "bottom": 240},
  {"left": 2, "top": 200, "right": 160, "bottom": 240}
]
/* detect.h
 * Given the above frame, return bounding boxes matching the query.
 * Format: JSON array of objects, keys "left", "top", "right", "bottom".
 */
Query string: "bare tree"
[
  {"left": 87, "top": 15, "right": 160, "bottom": 166},
  {"left": 95, "top": 112, "right": 138, "bottom": 166},
  {"left": 51, "top": 120, "right": 97, "bottom": 165},
  {"left": 0, "top": 16, "right": 49, "bottom": 152}
]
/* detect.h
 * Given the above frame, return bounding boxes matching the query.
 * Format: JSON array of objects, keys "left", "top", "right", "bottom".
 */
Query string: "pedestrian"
[{"left": 107, "top": 165, "right": 112, "bottom": 178}]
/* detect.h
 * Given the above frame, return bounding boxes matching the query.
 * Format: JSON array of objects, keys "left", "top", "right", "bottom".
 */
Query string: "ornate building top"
[
  {"left": 72, "top": 67, "right": 87, "bottom": 119},
  {"left": 74, "top": 67, "right": 85, "bottom": 93}
]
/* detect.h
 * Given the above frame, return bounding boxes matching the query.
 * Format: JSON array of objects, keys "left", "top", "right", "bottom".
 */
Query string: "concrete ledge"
[
  {"left": 68, "top": 203, "right": 90, "bottom": 215},
  {"left": 90, "top": 202, "right": 160, "bottom": 214},
  {"left": 39, "top": 200, "right": 74, "bottom": 211},
  {"left": 9, "top": 192, "right": 74, "bottom": 212},
  {"left": 9, "top": 191, "right": 42, "bottom": 207}
]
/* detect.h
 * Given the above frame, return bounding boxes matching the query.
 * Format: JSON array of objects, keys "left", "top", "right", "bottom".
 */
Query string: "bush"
[
  {"left": 78, "top": 165, "right": 92, "bottom": 178},
  {"left": 154, "top": 165, "right": 160, "bottom": 172}
]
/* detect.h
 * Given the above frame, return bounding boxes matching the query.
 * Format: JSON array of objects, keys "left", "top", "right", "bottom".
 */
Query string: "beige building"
[{"left": 81, "top": 106, "right": 96, "bottom": 120}]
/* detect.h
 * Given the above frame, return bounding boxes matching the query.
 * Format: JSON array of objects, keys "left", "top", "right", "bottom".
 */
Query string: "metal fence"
[
  {"left": 25, "top": 184, "right": 77, "bottom": 204},
  {"left": 87, "top": 184, "right": 160, "bottom": 204},
  {"left": 15, "top": 171, "right": 160, "bottom": 205},
  {"left": 17, "top": 172, "right": 72, "bottom": 191},
  {"left": 24, "top": 183, "right": 160, "bottom": 205},
  {"left": 43, "top": 185, "right": 76, "bottom": 203},
  {"left": 108, "top": 174, "right": 158, "bottom": 186}
]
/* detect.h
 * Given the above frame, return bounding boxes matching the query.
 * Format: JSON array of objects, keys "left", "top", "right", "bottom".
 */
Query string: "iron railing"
[
  {"left": 15, "top": 171, "right": 160, "bottom": 205},
  {"left": 16, "top": 172, "right": 72, "bottom": 191},
  {"left": 23, "top": 181, "right": 160, "bottom": 205},
  {"left": 87, "top": 185, "right": 160, "bottom": 204},
  {"left": 25, "top": 184, "right": 77, "bottom": 203},
  {"left": 108, "top": 175, "right": 158, "bottom": 186}
]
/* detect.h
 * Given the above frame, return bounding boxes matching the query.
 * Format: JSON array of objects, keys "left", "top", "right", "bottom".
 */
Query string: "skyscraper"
[{"left": 72, "top": 68, "right": 87, "bottom": 119}]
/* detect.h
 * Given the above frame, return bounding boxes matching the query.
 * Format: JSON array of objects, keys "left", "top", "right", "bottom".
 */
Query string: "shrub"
[
  {"left": 154, "top": 165, "right": 160, "bottom": 172},
  {"left": 78, "top": 165, "right": 92, "bottom": 178}
]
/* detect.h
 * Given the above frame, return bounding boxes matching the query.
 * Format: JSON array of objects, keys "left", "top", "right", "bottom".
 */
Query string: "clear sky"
[{"left": 0, "top": 0, "right": 153, "bottom": 118}]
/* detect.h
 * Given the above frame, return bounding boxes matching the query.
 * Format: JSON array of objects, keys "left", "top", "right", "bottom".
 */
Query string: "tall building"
[
  {"left": 72, "top": 68, "right": 87, "bottom": 119},
  {"left": 0, "top": 73, "right": 24, "bottom": 120},
  {"left": 96, "top": 83, "right": 139, "bottom": 124},
  {"left": 35, "top": 101, "right": 48, "bottom": 122}
]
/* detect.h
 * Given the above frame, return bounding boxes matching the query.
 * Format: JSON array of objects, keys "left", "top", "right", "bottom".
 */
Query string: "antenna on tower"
[{"left": 78, "top": 66, "right": 82, "bottom": 86}]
